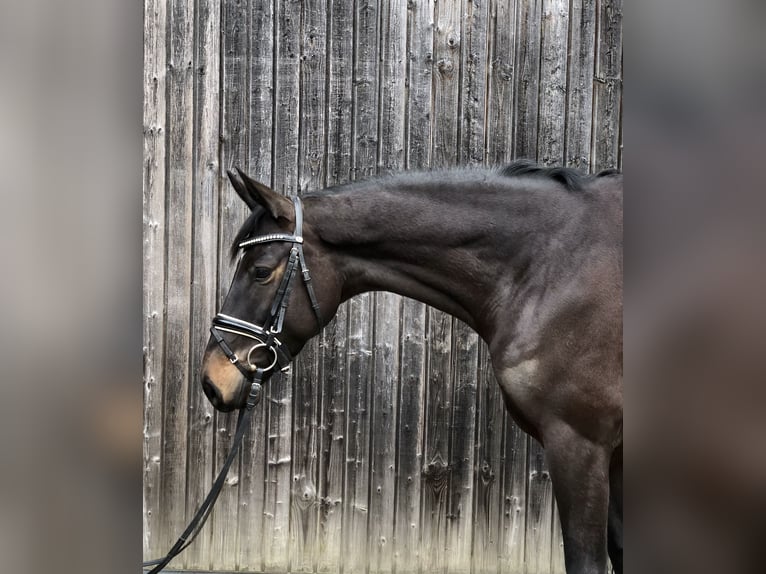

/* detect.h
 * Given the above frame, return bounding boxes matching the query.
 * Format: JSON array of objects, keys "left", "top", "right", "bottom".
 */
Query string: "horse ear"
[
  {"left": 228, "top": 167, "right": 293, "bottom": 222},
  {"left": 226, "top": 169, "right": 260, "bottom": 211}
]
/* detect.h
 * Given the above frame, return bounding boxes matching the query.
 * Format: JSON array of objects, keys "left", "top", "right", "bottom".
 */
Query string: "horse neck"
[{"left": 304, "top": 176, "right": 539, "bottom": 334}]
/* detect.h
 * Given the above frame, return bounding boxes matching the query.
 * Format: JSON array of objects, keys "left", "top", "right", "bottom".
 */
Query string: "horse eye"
[{"left": 254, "top": 267, "right": 271, "bottom": 280}]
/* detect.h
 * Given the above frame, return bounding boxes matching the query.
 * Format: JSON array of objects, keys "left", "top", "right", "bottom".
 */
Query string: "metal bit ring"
[{"left": 246, "top": 343, "right": 279, "bottom": 372}]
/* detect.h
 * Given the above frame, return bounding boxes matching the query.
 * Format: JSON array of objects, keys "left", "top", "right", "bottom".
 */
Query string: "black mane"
[{"left": 499, "top": 159, "right": 619, "bottom": 192}]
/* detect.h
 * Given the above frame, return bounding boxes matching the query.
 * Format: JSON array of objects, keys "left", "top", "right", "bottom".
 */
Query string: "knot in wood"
[
  {"left": 437, "top": 59, "right": 454, "bottom": 76},
  {"left": 480, "top": 460, "right": 495, "bottom": 482}
]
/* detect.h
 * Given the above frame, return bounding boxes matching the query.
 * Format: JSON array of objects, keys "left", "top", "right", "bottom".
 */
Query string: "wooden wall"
[{"left": 143, "top": 0, "right": 622, "bottom": 572}]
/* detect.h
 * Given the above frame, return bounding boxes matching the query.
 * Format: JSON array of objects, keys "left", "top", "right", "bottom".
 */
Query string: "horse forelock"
[{"left": 231, "top": 206, "right": 268, "bottom": 260}]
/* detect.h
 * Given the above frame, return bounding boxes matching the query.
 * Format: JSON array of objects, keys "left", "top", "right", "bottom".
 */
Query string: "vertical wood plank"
[
  {"left": 235, "top": 0, "right": 274, "bottom": 570},
  {"left": 212, "top": 0, "right": 249, "bottom": 568},
  {"left": 445, "top": 320, "right": 479, "bottom": 574},
  {"left": 160, "top": 0, "right": 195, "bottom": 560},
  {"left": 564, "top": 0, "right": 596, "bottom": 169},
  {"left": 183, "top": 0, "right": 219, "bottom": 567},
  {"left": 459, "top": 0, "right": 489, "bottom": 167},
  {"left": 420, "top": 1, "right": 462, "bottom": 570},
  {"left": 404, "top": 0, "right": 434, "bottom": 170},
  {"left": 431, "top": 0, "right": 461, "bottom": 169},
  {"left": 513, "top": 0, "right": 542, "bottom": 159},
  {"left": 316, "top": 305, "right": 348, "bottom": 573},
  {"left": 368, "top": 292, "right": 401, "bottom": 574},
  {"left": 420, "top": 309, "right": 452, "bottom": 574},
  {"left": 471, "top": 344, "right": 505, "bottom": 574},
  {"left": 498, "top": 413, "right": 528, "bottom": 572},
  {"left": 394, "top": 297, "right": 427, "bottom": 573},
  {"left": 289, "top": 0, "right": 328, "bottom": 571},
  {"left": 369, "top": 3, "right": 407, "bottom": 572},
  {"left": 486, "top": 0, "right": 517, "bottom": 166},
  {"left": 263, "top": 0, "right": 302, "bottom": 570},
  {"left": 447, "top": 1, "right": 489, "bottom": 569},
  {"left": 142, "top": 0, "right": 167, "bottom": 559},
  {"left": 396, "top": 3, "right": 432, "bottom": 571},
  {"left": 536, "top": 0, "right": 569, "bottom": 166},
  {"left": 342, "top": 1, "right": 380, "bottom": 572},
  {"left": 317, "top": 0, "right": 354, "bottom": 570},
  {"left": 592, "top": 0, "right": 622, "bottom": 171},
  {"left": 342, "top": 295, "right": 374, "bottom": 573}
]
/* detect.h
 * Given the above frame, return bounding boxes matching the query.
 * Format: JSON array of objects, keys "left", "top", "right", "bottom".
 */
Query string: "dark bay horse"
[{"left": 201, "top": 161, "right": 623, "bottom": 574}]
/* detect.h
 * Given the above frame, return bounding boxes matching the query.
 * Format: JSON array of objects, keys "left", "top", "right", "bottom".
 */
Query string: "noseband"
[{"left": 209, "top": 196, "right": 323, "bottom": 383}]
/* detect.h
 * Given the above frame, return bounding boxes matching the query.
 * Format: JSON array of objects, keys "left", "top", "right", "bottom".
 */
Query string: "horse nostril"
[{"left": 202, "top": 376, "right": 223, "bottom": 407}]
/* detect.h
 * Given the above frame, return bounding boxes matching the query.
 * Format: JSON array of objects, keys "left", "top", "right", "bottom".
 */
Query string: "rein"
[{"left": 143, "top": 196, "right": 322, "bottom": 572}]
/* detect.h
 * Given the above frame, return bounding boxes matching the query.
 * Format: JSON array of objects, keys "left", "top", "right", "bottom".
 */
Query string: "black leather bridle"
[
  {"left": 210, "top": 195, "right": 323, "bottom": 377},
  {"left": 143, "top": 196, "right": 322, "bottom": 573}
]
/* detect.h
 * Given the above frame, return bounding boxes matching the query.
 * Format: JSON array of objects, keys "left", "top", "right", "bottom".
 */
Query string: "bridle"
[
  {"left": 143, "top": 196, "right": 322, "bottom": 573},
  {"left": 210, "top": 195, "right": 323, "bottom": 378}
]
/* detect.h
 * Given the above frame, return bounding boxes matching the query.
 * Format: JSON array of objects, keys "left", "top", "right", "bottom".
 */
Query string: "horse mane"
[{"left": 499, "top": 159, "right": 620, "bottom": 192}]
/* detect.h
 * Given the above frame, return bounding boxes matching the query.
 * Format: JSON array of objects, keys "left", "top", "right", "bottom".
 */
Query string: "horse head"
[{"left": 200, "top": 169, "right": 341, "bottom": 411}]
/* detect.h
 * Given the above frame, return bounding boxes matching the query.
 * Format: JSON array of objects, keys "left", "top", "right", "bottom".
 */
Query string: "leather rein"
[{"left": 143, "top": 196, "right": 322, "bottom": 572}]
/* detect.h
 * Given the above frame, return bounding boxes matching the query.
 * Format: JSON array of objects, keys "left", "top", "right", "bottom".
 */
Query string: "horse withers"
[{"left": 201, "top": 161, "right": 623, "bottom": 574}]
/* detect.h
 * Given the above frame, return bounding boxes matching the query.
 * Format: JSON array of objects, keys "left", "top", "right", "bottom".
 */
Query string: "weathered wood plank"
[
  {"left": 486, "top": 0, "right": 517, "bottom": 166},
  {"left": 499, "top": 414, "right": 528, "bottom": 572},
  {"left": 316, "top": 0, "right": 354, "bottom": 570},
  {"left": 420, "top": 3, "right": 462, "bottom": 572},
  {"left": 341, "top": 1, "right": 380, "bottom": 572},
  {"left": 446, "top": 320, "right": 479, "bottom": 573},
  {"left": 537, "top": 0, "right": 569, "bottom": 166},
  {"left": 394, "top": 297, "right": 426, "bottom": 573},
  {"left": 211, "top": 0, "right": 249, "bottom": 568},
  {"left": 235, "top": 0, "right": 275, "bottom": 570},
  {"left": 431, "top": 0, "right": 461, "bottom": 169},
  {"left": 592, "top": 0, "right": 623, "bottom": 171},
  {"left": 458, "top": 0, "right": 489, "bottom": 167},
  {"left": 289, "top": 0, "right": 328, "bottom": 570},
  {"left": 342, "top": 294, "right": 374, "bottom": 573},
  {"left": 445, "top": 1, "right": 488, "bottom": 568},
  {"left": 513, "top": 0, "right": 543, "bottom": 159},
  {"left": 430, "top": 0, "right": 463, "bottom": 572},
  {"left": 352, "top": 0, "right": 380, "bottom": 180},
  {"left": 368, "top": 292, "right": 401, "bottom": 574},
  {"left": 183, "top": 0, "right": 220, "bottom": 567},
  {"left": 395, "top": 4, "right": 432, "bottom": 572},
  {"left": 316, "top": 307, "right": 348, "bottom": 573},
  {"left": 564, "top": 0, "right": 597, "bottom": 169},
  {"left": 142, "top": 0, "right": 167, "bottom": 560},
  {"left": 367, "top": 2, "right": 406, "bottom": 573},
  {"left": 471, "top": 344, "right": 505, "bottom": 574},
  {"left": 420, "top": 310, "right": 453, "bottom": 574},
  {"left": 404, "top": 0, "right": 433, "bottom": 170},
  {"left": 325, "top": 0, "right": 354, "bottom": 186},
  {"left": 263, "top": 1, "right": 302, "bottom": 570},
  {"left": 159, "top": 0, "right": 195, "bottom": 562}
]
